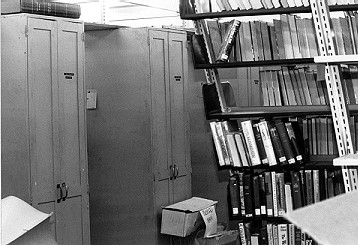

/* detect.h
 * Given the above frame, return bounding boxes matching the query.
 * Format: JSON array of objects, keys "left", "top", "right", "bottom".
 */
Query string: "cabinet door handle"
[
  {"left": 61, "top": 183, "right": 69, "bottom": 201},
  {"left": 57, "top": 184, "right": 63, "bottom": 203},
  {"left": 169, "top": 165, "right": 174, "bottom": 180},
  {"left": 174, "top": 165, "right": 179, "bottom": 179}
]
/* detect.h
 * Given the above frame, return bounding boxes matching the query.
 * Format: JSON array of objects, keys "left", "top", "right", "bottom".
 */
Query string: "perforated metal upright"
[{"left": 310, "top": 0, "right": 358, "bottom": 192}]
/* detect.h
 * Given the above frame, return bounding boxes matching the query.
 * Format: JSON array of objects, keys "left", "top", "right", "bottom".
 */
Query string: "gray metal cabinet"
[
  {"left": 1, "top": 14, "right": 90, "bottom": 245},
  {"left": 85, "top": 27, "right": 191, "bottom": 245}
]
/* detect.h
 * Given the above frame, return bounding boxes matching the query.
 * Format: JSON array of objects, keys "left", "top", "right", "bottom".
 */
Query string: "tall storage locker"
[
  {"left": 1, "top": 14, "right": 90, "bottom": 245},
  {"left": 85, "top": 27, "right": 191, "bottom": 245}
]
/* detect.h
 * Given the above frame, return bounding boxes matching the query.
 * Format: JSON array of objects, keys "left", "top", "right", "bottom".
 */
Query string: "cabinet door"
[
  {"left": 27, "top": 17, "right": 60, "bottom": 238},
  {"left": 168, "top": 32, "right": 191, "bottom": 203},
  {"left": 57, "top": 20, "right": 90, "bottom": 245}
]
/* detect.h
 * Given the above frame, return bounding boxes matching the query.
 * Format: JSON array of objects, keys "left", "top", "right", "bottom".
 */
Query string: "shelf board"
[
  {"left": 195, "top": 58, "right": 314, "bottom": 69},
  {"left": 207, "top": 104, "right": 358, "bottom": 119},
  {"left": 181, "top": 4, "right": 358, "bottom": 20},
  {"left": 314, "top": 55, "right": 358, "bottom": 64}
]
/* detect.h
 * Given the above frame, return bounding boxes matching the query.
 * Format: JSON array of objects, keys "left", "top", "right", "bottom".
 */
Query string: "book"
[
  {"left": 304, "top": 18, "right": 319, "bottom": 57},
  {"left": 269, "top": 24, "right": 280, "bottom": 60},
  {"left": 2, "top": 0, "right": 81, "bottom": 19},
  {"left": 259, "top": 174, "right": 267, "bottom": 216},
  {"left": 218, "top": 121, "right": 233, "bottom": 165},
  {"left": 238, "top": 172, "right": 246, "bottom": 217},
  {"left": 249, "top": 67, "right": 263, "bottom": 106},
  {"left": 289, "top": 68, "right": 303, "bottom": 105},
  {"left": 285, "top": 122, "right": 303, "bottom": 164},
  {"left": 261, "top": 21, "right": 273, "bottom": 60},
  {"left": 287, "top": 14, "right": 302, "bottom": 58},
  {"left": 304, "top": 68, "right": 321, "bottom": 105},
  {"left": 312, "top": 170, "right": 320, "bottom": 203},
  {"left": 293, "top": 68, "right": 306, "bottom": 105},
  {"left": 340, "top": 17, "right": 354, "bottom": 55},
  {"left": 234, "top": 132, "right": 251, "bottom": 167},
  {"left": 241, "top": 120, "right": 261, "bottom": 166},
  {"left": 285, "top": 183, "right": 293, "bottom": 213},
  {"left": 277, "top": 70, "right": 289, "bottom": 106},
  {"left": 305, "top": 170, "right": 314, "bottom": 205},
  {"left": 250, "top": 21, "right": 261, "bottom": 61},
  {"left": 273, "top": 224, "right": 279, "bottom": 245},
  {"left": 267, "top": 223, "right": 274, "bottom": 245},
  {"left": 291, "top": 171, "right": 303, "bottom": 209},
  {"left": 238, "top": 222, "right": 248, "bottom": 245},
  {"left": 267, "top": 72, "right": 276, "bottom": 106},
  {"left": 226, "top": 133, "right": 242, "bottom": 167},
  {"left": 252, "top": 123, "right": 269, "bottom": 165},
  {"left": 241, "top": 22, "right": 254, "bottom": 61},
  {"left": 299, "top": 170, "right": 307, "bottom": 206},
  {"left": 271, "top": 70, "right": 282, "bottom": 106},
  {"left": 255, "top": 21, "right": 265, "bottom": 61},
  {"left": 265, "top": 172, "right": 274, "bottom": 217},
  {"left": 191, "top": 34, "right": 210, "bottom": 64},
  {"left": 281, "top": 15, "right": 295, "bottom": 59},
  {"left": 243, "top": 174, "right": 254, "bottom": 217},
  {"left": 260, "top": 71, "right": 270, "bottom": 106},
  {"left": 319, "top": 117, "right": 328, "bottom": 155},
  {"left": 258, "top": 121, "right": 278, "bottom": 166},
  {"left": 271, "top": 171, "right": 279, "bottom": 217},
  {"left": 216, "top": 20, "right": 240, "bottom": 62},
  {"left": 207, "top": 20, "right": 223, "bottom": 58},
  {"left": 331, "top": 17, "right": 346, "bottom": 55},
  {"left": 253, "top": 175, "right": 261, "bottom": 216},
  {"left": 228, "top": 176, "right": 240, "bottom": 216},
  {"left": 298, "top": 68, "right": 312, "bottom": 105},
  {"left": 273, "top": 19, "right": 286, "bottom": 59},
  {"left": 295, "top": 17, "right": 310, "bottom": 58},
  {"left": 288, "top": 224, "right": 295, "bottom": 245},
  {"left": 209, "top": 121, "right": 226, "bottom": 166},
  {"left": 269, "top": 123, "right": 288, "bottom": 165},
  {"left": 276, "top": 173, "right": 286, "bottom": 215},
  {"left": 278, "top": 224, "right": 288, "bottom": 245},
  {"left": 275, "top": 120, "right": 296, "bottom": 164}
]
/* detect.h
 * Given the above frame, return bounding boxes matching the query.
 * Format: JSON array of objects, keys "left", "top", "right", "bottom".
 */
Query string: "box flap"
[{"left": 163, "top": 197, "right": 217, "bottom": 212}]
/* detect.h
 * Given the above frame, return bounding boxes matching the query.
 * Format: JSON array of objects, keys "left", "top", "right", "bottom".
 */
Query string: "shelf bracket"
[
  {"left": 192, "top": 1, "right": 229, "bottom": 113},
  {"left": 311, "top": 0, "right": 358, "bottom": 192}
]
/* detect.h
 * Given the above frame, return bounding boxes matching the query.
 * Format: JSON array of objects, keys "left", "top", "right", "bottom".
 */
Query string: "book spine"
[
  {"left": 258, "top": 121, "right": 278, "bottom": 166},
  {"left": 253, "top": 175, "right": 261, "bottom": 216},
  {"left": 278, "top": 224, "right": 288, "bottom": 245},
  {"left": 238, "top": 222, "right": 248, "bottom": 245},
  {"left": 276, "top": 172, "right": 286, "bottom": 216},
  {"left": 285, "top": 122, "right": 303, "bottom": 164},
  {"left": 312, "top": 169, "right": 320, "bottom": 203},
  {"left": 269, "top": 124, "right": 288, "bottom": 165},
  {"left": 265, "top": 172, "right": 274, "bottom": 217},
  {"left": 242, "top": 120, "right": 261, "bottom": 166},
  {"left": 216, "top": 20, "right": 240, "bottom": 62},
  {"left": 235, "top": 132, "right": 250, "bottom": 167},
  {"left": 289, "top": 224, "right": 295, "bottom": 245},
  {"left": 291, "top": 171, "right": 303, "bottom": 209},
  {"left": 226, "top": 133, "right": 242, "bottom": 167},
  {"left": 253, "top": 123, "right": 269, "bottom": 165},
  {"left": 275, "top": 120, "right": 296, "bottom": 164},
  {"left": 238, "top": 172, "right": 246, "bottom": 217},
  {"left": 228, "top": 176, "right": 240, "bottom": 217},
  {"left": 259, "top": 174, "right": 267, "bottom": 216},
  {"left": 21, "top": 0, "right": 81, "bottom": 18},
  {"left": 243, "top": 174, "right": 254, "bottom": 217},
  {"left": 209, "top": 122, "right": 225, "bottom": 166},
  {"left": 271, "top": 171, "right": 279, "bottom": 217},
  {"left": 267, "top": 223, "right": 274, "bottom": 245}
]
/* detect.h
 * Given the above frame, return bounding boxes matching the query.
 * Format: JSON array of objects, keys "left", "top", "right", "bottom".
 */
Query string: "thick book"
[
  {"left": 215, "top": 121, "right": 232, "bottom": 166},
  {"left": 267, "top": 223, "right": 274, "bottom": 245},
  {"left": 278, "top": 224, "right": 288, "bottom": 245},
  {"left": 295, "top": 17, "right": 310, "bottom": 58},
  {"left": 288, "top": 224, "right": 295, "bottom": 245},
  {"left": 331, "top": 17, "right": 346, "bottom": 55},
  {"left": 209, "top": 121, "right": 226, "bottom": 166},
  {"left": 305, "top": 170, "right": 314, "bottom": 205},
  {"left": 289, "top": 68, "right": 303, "bottom": 105},
  {"left": 298, "top": 68, "right": 312, "bottom": 105},
  {"left": 304, "top": 18, "right": 319, "bottom": 57},
  {"left": 281, "top": 14, "right": 295, "bottom": 59},
  {"left": 191, "top": 34, "right": 210, "bottom": 65},
  {"left": 290, "top": 171, "right": 303, "bottom": 209},
  {"left": 253, "top": 175, "right": 261, "bottom": 216},
  {"left": 267, "top": 72, "right": 276, "bottom": 106},
  {"left": 285, "top": 183, "right": 293, "bottom": 213},
  {"left": 271, "top": 70, "right": 282, "bottom": 106},
  {"left": 207, "top": 20, "right": 223, "bottom": 59},
  {"left": 276, "top": 172, "right": 286, "bottom": 216},
  {"left": 285, "top": 122, "right": 303, "bottom": 164},
  {"left": 216, "top": 20, "right": 240, "bottom": 62},
  {"left": 251, "top": 21, "right": 261, "bottom": 61},
  {"left": 255, "top": 21, "right": 265, "bottom": 61},
  {"left": 258, "top": 121, "right": 278, "bottom": 166},
  {"left": 238, "top": 172, "right": 246, "bottom": 217},
  {"left": 228, "top": 176, "right": 240, "bottom": 217},
  {"left": 238, "top": 222, "right": 248, "bottom": 245},
  {"left": 269, "top": 24, "right": 280, "bottom": 60},
  {"left": 265, "top": 172, "right": 274, "bottom": 217},
  {"left": 287, "top": 14, "right": 302, "bottom": 58},
  {"left": 275, "top": 120, "right": 296, "bottom": 164},
  {"left": 340, "top": 17, "right": 354, "bottom": 55},
  {"left": 241, "top": 21, "right": 255, "bottom": 61},
  {"left": 312, "top": 170, "right": 320, "bottom": 203},
  {"left": 268, "top": 123, "right": 288, "bottom": 165},
  {"left": 273, "top": 224, "right": 279, "bottom": 245},
  {"left": 277, "top": 69, "right": 289, "bottom": 106},
  {"left": 273, "top": 19, "right": 286, "bottom": 59},
  {"left": 252, "top": 123, "right": 269, "bottom": 165},
  {"left": 2, "top": 0, "right": 81, "bottom": 19},
  {"left": 261, "top": 21, "right": 273, "bottom": 60},
  {"left": 241, "top": 120, "right": 262, "bottom": 166},
  {"left": 243, "top": 174, "right": 254, "bottom": 217},
  {"left": 304, "top": 68, "right": 321, "bottom": 105},
  {"left": 259, "top": 174, "right": 267, "bottom": 216},
  {"left": 260, "top": 71, "right": 270, "bottom": 106}
]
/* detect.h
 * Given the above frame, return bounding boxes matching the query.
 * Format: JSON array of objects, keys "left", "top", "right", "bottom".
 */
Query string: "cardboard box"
[{"left": 161, "top": 197, "right": 218, "bottom": 237}]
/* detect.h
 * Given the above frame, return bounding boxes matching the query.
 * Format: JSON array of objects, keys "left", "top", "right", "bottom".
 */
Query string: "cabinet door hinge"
[{"left": 25, "top": 25, "right": 29, "bottom": 37}]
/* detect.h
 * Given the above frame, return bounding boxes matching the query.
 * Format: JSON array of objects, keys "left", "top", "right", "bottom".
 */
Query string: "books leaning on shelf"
[
  {"left": 209, "top": 119, "right": 305, "bottom": 168},
  {"left": 228, "top": 168, "right": 344, "bottom": 219},
  {"left": 2, "top": 0, "right": 81, "bottom": 18}
]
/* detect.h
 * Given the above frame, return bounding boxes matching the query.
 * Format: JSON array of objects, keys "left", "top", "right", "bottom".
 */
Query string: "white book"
[
  {"left": 289, "top": 224, "right": 295, "bottom": 245},
  {"left": 285, "top": 184, "right": 293, "bottom": 213},
  {"left": 251, "top": 235, "right": 260, "bottom": 245},
  {"left": 227, "top": 0, "right": 241, "bottom": 9},
  {"left": 209, "top": 122, "right": 225, "bottom": 166},
  {"left": 250, "top": 0, "right": 263, "bottom": 9},
  {"left": 267, "top": 223, "right": 274, "bottom": 245},
  {"left": 313, "top": 170, "right": 320, "bottom": 203},
  {"left": 273, "top": 224, "right": 279, "bottom": 245},
  {"left": 293, "top": 0, "right": 303, "bottom": 7},
  {"left": 272, "top": 0, "right": 281, "bottom": 8},
  {"left": 238, "top": 223, "right": 247, "bottom": 245},
  {"left": 271, "top": 171, "right": 279, "bottom": 217},
  {"left": 301, "top": 0, "right": 310, "bottom": 6},
  {"left": 258, "top": 121, "right": 278, "bottom": 166},
  {"left": 278, "top": 224, "right": 288, "bottom": 245},
  {"left": 226, "top": 133, "right": 242, "bottom": 167},
  {"left": 241, "top": 0, "right": 252, "bottom": 9},
  {"left": 287, "top": 0, "right": 296, "bottom": 7},
  {"left": 241, "top": 120, "right": 261, "bottom": 166}
]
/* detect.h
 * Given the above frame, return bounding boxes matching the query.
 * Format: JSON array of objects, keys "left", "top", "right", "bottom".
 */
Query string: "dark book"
[
  {"left": 276, "top": 172, "right": 286, "bottom": 216},
  {"left": 268, "top": 123, "right": 288, "bottom": 165},
  {"left": 238, "top": 172, "right": 246, "bottom": 217},
  {"left": 341, "top": 67, "right": 356, "bottom": 104},
  {"left": 253, "top": 175, "right": 261, "bottom": 216},
  {"left": 255, "top": 21, "right": 265, "bottom": 61},
  {"left": 288, "top": 67, "right": 303, "bottom": 105},
  {"left": 228, "top": 175, "right": 240, "bottom": 217},
  {"left": 261, "top": 21, "right": 272, "bottom": 60},
  {"left": 252, "top": 123, "right": 269, "bottom": 165},
  {"left": 285, "top": 122, "right": 304, "bottom": 164},
  {"left": 191, "top": 34, "right": 209, "bottom": 65},
  {"left": 290, "top": 171, "right": 303, "bottom": 209},
  {"left": 275, "top": 120, "right": 296, "bottom": 164},
  {"left": 207, "top": 20, "right": 223, "bottom": 59},
  {"left": 264, "top": 172, "right": 274, "bottom": 217},
  {"left": 299, "top": 170, "right": 307, "bottom": 206},
  {"left": 2, "top": 0, "right": 81, "bottom": 19},
  {"left": 259, "top": 174, "right": 267, "bottom": 216},
  {"left": 340, "top": 17, "right": 354, "bottom": 55},
  {"left": 268, "top": 24, "right": 280, "bottom": 60},
  {"left": 216, "top": 20, "right": 240, "bottom": 62},
  {"left": 243, "top": 174, "right": 254, "bottom": 217},
  {"left": 305, "top": 170, "right": 314, "bottom": 205},
  {"left": 295, "top": 227, "right": 302, "bottom": 245}
]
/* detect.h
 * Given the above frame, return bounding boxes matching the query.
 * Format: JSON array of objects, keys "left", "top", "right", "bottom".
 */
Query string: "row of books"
[
  {"left": 237, "top": 221, "right": 317, "bottom": 245},
  {"left": 210, "top": 119, "right": 304, "bottom": 168},
  {"left": 228, "top": 169, "right": 344, "bottom": 219},
  {"left": 195, "top": 0, "right": 357, "bottom": 13},
  {"left": 2, "top": 0, "right": 81, "bottom": 19},
  {"left": 204, "top": 13, "right": 358, "bottom": 64}
]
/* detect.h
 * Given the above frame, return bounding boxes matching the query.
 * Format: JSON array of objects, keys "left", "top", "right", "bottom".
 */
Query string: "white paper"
[
  {"left": 283, "top": 190, "right": 358, "bottom": 245},
  {"left": 199, "top": 205, "right": 217, "bottom": 238}
]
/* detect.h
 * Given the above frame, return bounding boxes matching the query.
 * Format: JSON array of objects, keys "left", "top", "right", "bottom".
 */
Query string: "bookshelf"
[{"left": 181, "top": 0, "right": 358, "bottom": 244}]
